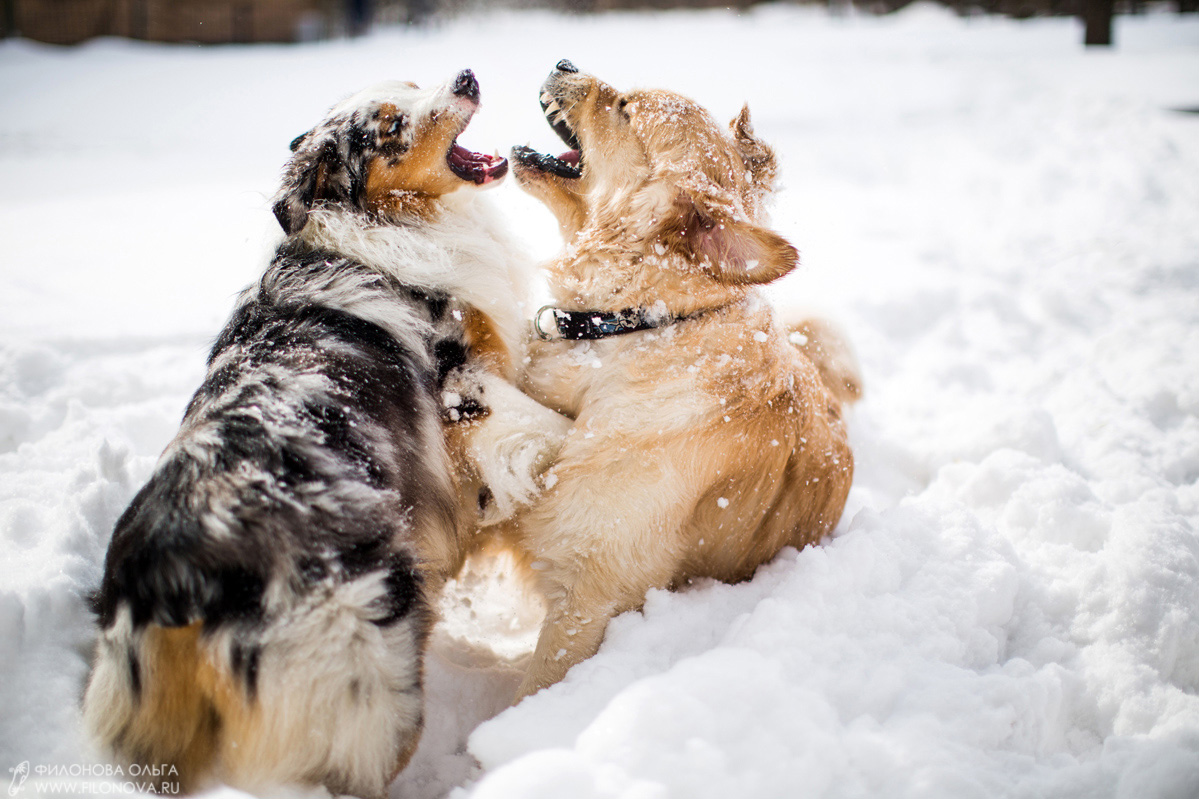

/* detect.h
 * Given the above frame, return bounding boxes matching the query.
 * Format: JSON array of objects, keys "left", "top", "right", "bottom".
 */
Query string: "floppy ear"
[
  {"left": 271, "top": 131, "right": 339, "bottom": 235},
  {"left": 730, "top": 105, "right": 779, "bottom": 194},
  {"left": 671, "top": 174, "right": 797, "bottom": 285}
]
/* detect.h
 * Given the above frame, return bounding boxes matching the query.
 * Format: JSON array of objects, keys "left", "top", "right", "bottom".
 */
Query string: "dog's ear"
[
  {"left": 730, "top": 105, "right": 779, "bottom": 194},
  {"left": 670, "top": 174, "right": 797, "bottom": 285},
  {"left": 272, "top": 130, "right": 340, "bottom": 236}
]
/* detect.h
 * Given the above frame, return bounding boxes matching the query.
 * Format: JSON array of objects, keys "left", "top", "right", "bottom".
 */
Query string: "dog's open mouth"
[
  {"left": 513, "top": 90, "right": 583, "bottom": 179},
  {"left": 447, "top": 140, "right": 507, "bottom": 185}
]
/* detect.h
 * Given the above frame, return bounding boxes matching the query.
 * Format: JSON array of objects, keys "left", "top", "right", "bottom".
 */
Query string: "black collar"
[{"left": 533, "top": 305, "right": 678, "bottom": 341}]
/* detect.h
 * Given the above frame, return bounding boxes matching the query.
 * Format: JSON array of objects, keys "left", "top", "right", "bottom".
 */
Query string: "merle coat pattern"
[{"left": 83, "top": 72, "right": 569, "bottom": 798}]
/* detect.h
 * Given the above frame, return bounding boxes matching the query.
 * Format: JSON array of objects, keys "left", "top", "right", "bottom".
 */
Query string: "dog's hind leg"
[{"left": 511, "top": 448, "right": 697, "bottom": 701}]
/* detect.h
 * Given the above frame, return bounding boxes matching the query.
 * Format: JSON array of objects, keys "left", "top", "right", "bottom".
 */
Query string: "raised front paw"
[
  {"left": 474, "top": 406, "right": 571, "bottom": 526},
  {"left": 455, "top": 371, "right": 573, "bottom": 526}
]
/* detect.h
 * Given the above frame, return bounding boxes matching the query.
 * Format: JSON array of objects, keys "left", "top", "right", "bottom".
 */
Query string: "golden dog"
[{"left": 507, "top": 61, "right": 859, "bottom": 699}]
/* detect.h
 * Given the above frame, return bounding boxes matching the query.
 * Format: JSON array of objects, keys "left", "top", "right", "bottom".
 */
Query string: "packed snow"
[{"left": 2, "top": 4, "right": 1199, "bottom": 798}]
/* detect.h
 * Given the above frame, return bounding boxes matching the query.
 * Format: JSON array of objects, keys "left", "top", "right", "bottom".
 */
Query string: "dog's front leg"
[
  {"left": 445, "top": 368, "right": 572, "bottom": 526},
  {"left": 518, "top": 585, "right": 621, "bottom": 699},
  {"left": 516, "top": 553, "right": 674, "bottom": 700}
]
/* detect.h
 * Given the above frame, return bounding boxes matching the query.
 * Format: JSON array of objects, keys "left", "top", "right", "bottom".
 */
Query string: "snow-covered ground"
[{"left": 3, "top": 4, "right": 1199, "bottom": 798}]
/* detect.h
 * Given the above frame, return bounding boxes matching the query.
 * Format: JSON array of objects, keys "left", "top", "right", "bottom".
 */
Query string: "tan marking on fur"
[
  {"left": 462, "top": 307, "right": 513, "bottom": 379},
  {"left": 366, "top": 185, "right": 444, "bottom": 221},
  {"left": 390, "top": 732, "right": 423, "bottom": 784},
  {"left": 511, "top": 70, "right": 858, "bottom": 699},
  {"left": 312, "top": 160, "right": 333, "bottom": 204},
  {"left": 196, "top": 646, "right": 264, "bottom": 788},
  {"left": 416, "top": 470, "right": 474, "bottom": 600},
  {"left": 363, "top": 106, "right": 470, "bottom": 218},
  {"left": 119, "top": 624, "right": 222, "bottom": 793},
  {"left": 377, "top": 102, "right": 401, "bottom": 123}
]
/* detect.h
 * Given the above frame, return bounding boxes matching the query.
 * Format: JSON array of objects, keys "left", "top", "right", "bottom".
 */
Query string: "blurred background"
[{"left": 2, "top": 0, "right": 1195, "bottom": 48}]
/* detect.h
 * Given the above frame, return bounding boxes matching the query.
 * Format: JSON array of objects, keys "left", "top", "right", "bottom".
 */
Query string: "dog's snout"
[
  {"left": 555, "top": 59, "right": 578, "bottom": 74},
  {"left": 452, "top": 69, "right": 479, "bottom": 101}
]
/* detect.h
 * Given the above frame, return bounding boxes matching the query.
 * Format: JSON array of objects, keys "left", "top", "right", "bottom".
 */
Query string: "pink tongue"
[
  {"left": 450, "top": 143, "right": 507, "bottom": 183},
  {"left": 452, "top": 143, "right": 486, "bottom": 164},
  {"left": 559, "top": 150, "right": 580, "bottom": 166}
]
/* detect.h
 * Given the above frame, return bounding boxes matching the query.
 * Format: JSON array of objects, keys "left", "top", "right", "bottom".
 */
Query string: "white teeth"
[
  {"left": 544, "top": 100, "right": 561, "bottom": 116},
  {"left": 540, "top": 91, "right": 555, "bottom": 106}
]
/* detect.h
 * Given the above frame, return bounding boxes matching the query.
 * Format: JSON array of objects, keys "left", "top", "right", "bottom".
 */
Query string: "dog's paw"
[{"left": 474, "top": 408, "right": 571, "bottom": 526}]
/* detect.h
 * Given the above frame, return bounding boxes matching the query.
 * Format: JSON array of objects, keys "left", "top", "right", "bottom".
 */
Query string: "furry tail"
[{"left": 787, "top": 318, "right": 863, "bottom": 406}]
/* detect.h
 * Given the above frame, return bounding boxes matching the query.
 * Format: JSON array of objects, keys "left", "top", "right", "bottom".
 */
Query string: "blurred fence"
[
  {"left": 1, "top": 0, "right": 342, "bottom": 43},
  {"left": 0, "top": 0, "right": 1195, "bottom": 44}
]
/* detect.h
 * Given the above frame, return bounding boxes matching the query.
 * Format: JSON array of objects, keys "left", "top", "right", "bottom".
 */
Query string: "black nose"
[
  {"left": 555, "top": 59, "right": 578, "bottom": 74},
  {"left": 452, "top": 69, "right": 479, "bottom": 100}
]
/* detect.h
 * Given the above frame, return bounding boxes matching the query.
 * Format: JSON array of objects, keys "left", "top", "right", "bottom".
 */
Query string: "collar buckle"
[{"left": 533, "top": 305, "right": 563, "bottom": 341}]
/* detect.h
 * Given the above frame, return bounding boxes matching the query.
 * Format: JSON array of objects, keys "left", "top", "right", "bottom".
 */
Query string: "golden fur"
[{"left": 508, "top": 66, "right": 859, "bottom": 698}]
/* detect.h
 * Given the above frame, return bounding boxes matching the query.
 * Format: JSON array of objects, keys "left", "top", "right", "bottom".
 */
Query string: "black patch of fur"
[
  {"left": 97, "top": 477, "right": 268, "bottom": 629},
  {"left": 434, "top": 338, "right": 469, "bottom": 381},
  {"left": 297, "top": 555, "right": 328, "bottom": 583},
  {"left": 230, "top": 644, "right": 262, "bottom": 699},
  {"left": 433, "top": 339, "right": 488, "bottom": 421},
  {"left": 273, "top": 136, "right": 345, "bottom": 235},
  {"left": 127, "top": 648, "right": 142, "bottom": 699},
  {"left": 372, "top": 551, "right": 421, "bottom": 627},
  {"left": 336, "top": 535, "right": 391, "bottom": 579},
  {"left": 273, "top": 110, "right": 395, "bottom": 235},
  {"left": 421, "top": 292, "right": 450, "bottom": 324},
  {"left": 346, "top": 122, "right": 373, "bottom": 161}
]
